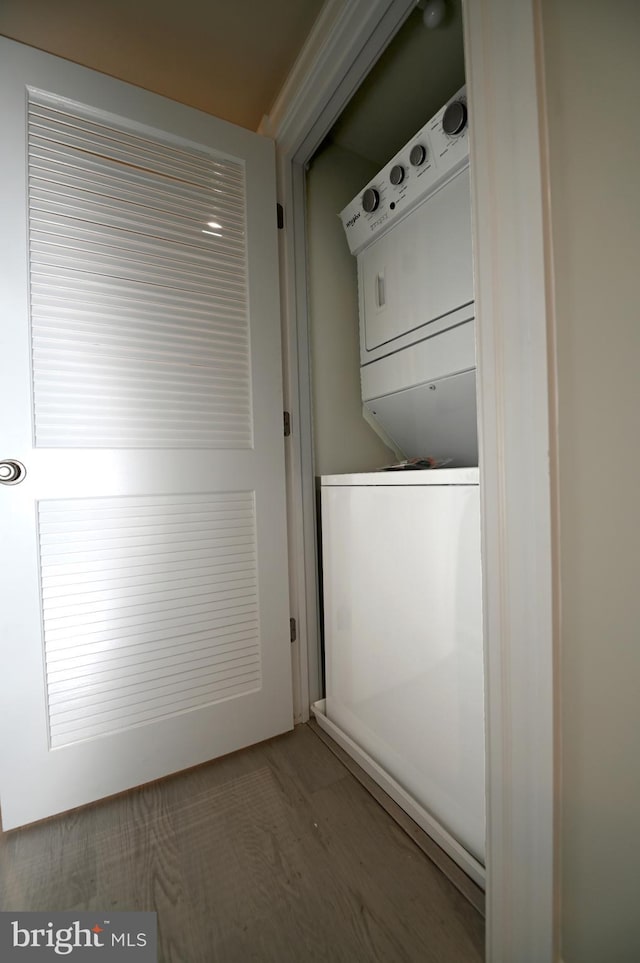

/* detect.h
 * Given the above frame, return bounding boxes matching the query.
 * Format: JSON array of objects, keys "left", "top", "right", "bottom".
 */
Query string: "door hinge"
[
  {"left": 289, "top": 617, "right": 297, "bottom": 643},
  {"left": 277, "top": 203, "right": 284, "bottom": 230},
  {"left": 283, "top": 411, "right": 291, "bottom": 437}
]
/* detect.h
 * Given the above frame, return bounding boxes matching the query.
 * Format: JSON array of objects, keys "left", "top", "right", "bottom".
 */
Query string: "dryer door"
[{"left": 359, "top": 166, "right": 474, "bottom": 365}]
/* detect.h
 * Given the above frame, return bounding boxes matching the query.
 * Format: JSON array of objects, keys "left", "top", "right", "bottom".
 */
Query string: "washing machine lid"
[
  {"left": 364, "top": 369, "right": 478, "bottom": 468},
  {"left": 320, "top": 466, "right": 480, "bottom": 486}
]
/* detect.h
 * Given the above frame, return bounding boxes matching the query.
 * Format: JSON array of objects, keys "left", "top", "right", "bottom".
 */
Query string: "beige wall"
[
  {"left": 541, "top": 2, "right": 640, "bottom": 959},
  {"left": 306, "top": 143, "right": 394, "bottom": 475}
]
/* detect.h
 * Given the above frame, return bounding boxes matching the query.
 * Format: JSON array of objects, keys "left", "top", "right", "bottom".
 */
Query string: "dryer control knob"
[
  {"left": 409, "top": 144, "right": 427, "bottom": 167},
  {"left": 362, "top": 187, "right": 380, "bottom": 213},
  {"left": 389, "top": 164, "right": 405, "bottom": 186},
  {"left": 442, "top": 100, "right": 467, "bottom": 136}
]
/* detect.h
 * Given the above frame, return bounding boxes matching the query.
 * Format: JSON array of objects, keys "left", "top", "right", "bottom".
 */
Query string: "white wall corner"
[{"left": 258, "top": 113, "right": 273, "bottom": 138}]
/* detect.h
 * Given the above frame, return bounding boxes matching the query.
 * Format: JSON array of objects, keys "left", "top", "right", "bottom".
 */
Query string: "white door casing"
[{"left": 0, "top": 38, "right": 293, "bottom": 830}]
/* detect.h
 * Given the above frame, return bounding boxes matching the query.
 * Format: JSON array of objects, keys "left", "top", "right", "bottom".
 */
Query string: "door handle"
[
  {"left": 0, "top": 460, "right": 27, "bottom": 485},
  {"left": 376, "top": 271, "right": 386, "bottom": 308}
]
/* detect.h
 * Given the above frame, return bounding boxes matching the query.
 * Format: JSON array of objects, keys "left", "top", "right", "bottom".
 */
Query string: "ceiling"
[
  {"left": 0, "top": 0, "right": 325, "bottom": 131},
  {"left": 0, "top": 0, "right": 465, "bottom": 168}
]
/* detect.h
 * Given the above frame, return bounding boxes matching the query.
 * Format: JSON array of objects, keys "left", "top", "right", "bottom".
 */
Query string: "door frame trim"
[{"left": 264, "top": 0, "right": 558, "bottom": 959}]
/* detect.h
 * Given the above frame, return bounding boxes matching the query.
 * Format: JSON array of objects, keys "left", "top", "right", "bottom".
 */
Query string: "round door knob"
[
  {"left": 442, "top": 100, "right": 467, "bottom": 136},
  {"left": 0, "top": 460, "right": 27, "bottom": 485},
  {"left": 389, "top": 164, "right": 405, "bottom": 186},
  {"left": 409, "top": 144, "right": 427, "bottom": 167},
  {"left": 362, "top": 187, "right": 380, "bottom": 213}
]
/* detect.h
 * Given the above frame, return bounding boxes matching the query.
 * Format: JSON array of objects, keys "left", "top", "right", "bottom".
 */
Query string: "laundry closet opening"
[{"left": 304, "top": 2, "right": 486, "bottom": 891}]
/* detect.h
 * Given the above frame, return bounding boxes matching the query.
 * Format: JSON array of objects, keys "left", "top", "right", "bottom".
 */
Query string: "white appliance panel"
[
  {"left": 365, "top": 370, "right": 478, "bottom": 467},
  {"left": 340, "top": 87, "right": 469, "bottom": 257},
  {"left": 340, "top": 86, "right": 477, "bottom": 464},
  {"left": 321, "top": 472, "right": 485, "bottom": 867},
  {"left": 359, "top": 167, "right": 473, "bottom": 363},
  {"left": 360, "top": 320, "right": 476, "bottom": 401}
]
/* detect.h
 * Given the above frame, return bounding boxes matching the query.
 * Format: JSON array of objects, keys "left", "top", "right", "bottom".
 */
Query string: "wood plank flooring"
[{"left": 0, "top": 724, "right": 484, "bottom": 962}]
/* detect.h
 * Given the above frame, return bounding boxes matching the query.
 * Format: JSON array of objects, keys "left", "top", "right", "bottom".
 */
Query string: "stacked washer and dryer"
[{"left": 312, "top": 88, "right": 486, "bottom": 888}]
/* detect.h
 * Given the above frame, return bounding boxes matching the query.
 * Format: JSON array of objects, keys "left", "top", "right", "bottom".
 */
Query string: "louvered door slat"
[
  {"left": 46, "top": 634, "right": 259, "bottom": 681},
  {"left": 46, "top": 629, "right": 260, "bottom": 677},
  {"left": 30, "top": 236, "right": 248, "bottom": 286},
  {"left": 30, "top": 190, "right": 246, "bottom": 253},
  {"left": 30, "top": 250, "right": 248, "bottom": 297},
  {"left": 31, "top": 281, "right": 247, "bottom": 320},
  {"left": 28, "top": 100, "right": 242, "bottom": 185},
  {"left": 30, "top": 215, "right": 246, "bottom": 272},
  {"left": 29, "top": 161, "right": 245, "bottom": 212},
  {"left": 33, "top": 330, "right": 248, "bottom": 365},
  {"left": 33, "top": 363, "right": 247, "bottom": 391},
  {"left": 29, "top": 148, "right": 245, "bottom": 213},
  {"left": 48, "top": 655, "right": 262, "bottom": 715},
  {"left": 32, "top": 322, "right": 249, "bottom": 355},
  {"left": 27, "top": 90, "right": 252, "bottom": 449},
  {"left": 38, "top": 493, "right": 262, "bottom": 748},
  {"left": 31, "top": 275, "right": 247, "bottom": 315},
  {"left": 43, "top": 579, "right": 257, "bottom": 616}
]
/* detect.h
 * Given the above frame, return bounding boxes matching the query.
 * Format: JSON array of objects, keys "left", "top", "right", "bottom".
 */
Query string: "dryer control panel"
[{"left": 340, "top": 86, "right": 469, "bottom": 256}]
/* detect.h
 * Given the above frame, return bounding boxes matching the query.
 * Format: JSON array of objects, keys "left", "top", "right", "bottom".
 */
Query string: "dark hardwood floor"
[{"left": 0, "top": 724, "right": 484, "bottom": 962}]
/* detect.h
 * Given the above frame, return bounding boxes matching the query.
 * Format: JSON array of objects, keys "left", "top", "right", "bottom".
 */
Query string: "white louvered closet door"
[{"left": 0, "top": 38, "right": 293, "bottom": 830}]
